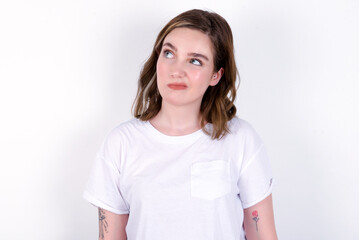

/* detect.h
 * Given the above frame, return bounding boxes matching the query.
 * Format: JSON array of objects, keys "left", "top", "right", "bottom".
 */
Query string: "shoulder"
[
  {"left": 228, "top": 116, "right": 261, "bottom": 137},
  {"left": 103, "top": 118, "right": 146, "bottom": 146},
  {"left": 110, "top": 118, "right": 144, "bottom": 134},
  {"left": 226, "top": 116, "right": 264, "bottom": 146}
]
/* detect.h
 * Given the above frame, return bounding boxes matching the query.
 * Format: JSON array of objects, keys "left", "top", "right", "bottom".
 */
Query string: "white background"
[{"left": 1, "top": 0, "right": 358, "bottom": 239}]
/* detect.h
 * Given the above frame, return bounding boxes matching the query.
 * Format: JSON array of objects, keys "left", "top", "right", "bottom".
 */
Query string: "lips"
[{"left": 168, "top": 83, "right": 187, "bottom": 90}]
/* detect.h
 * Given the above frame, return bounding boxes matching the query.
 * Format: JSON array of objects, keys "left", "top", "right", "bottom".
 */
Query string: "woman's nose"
[{"left": 170, "top": 61, "right": 186, "bottom": 78}]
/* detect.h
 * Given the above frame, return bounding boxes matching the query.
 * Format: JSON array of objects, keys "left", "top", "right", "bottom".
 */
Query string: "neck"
[{"left": 149, "top": 101, "right": 203, "bottom": 136}]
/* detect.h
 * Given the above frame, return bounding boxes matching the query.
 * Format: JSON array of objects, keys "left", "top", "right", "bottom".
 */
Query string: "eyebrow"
[
  {"left": 163, "top": 42, "right": 177, "bottom": 51},
  {"left": 188, "top": 52, "right": 209, "bottom": 61},
  {"left": 162, "top": 42, "right": 210, "bottom": 62}
]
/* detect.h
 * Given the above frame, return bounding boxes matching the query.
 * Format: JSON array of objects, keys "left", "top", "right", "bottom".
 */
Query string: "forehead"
[{"left": 163, "top": 27, "right": 214, "bottom": 56}]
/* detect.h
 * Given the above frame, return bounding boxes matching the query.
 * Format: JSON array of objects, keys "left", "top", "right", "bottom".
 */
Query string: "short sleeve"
[
  {"left": 237, "top": 122, "right": 274, "bottom": 209},
  {"left": 83, "top": 130, "right": 129, "bottom": 214}
]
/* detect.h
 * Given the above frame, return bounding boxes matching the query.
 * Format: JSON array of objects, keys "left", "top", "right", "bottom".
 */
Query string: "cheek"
[
  {"left": 156, "top": 60, "right": 167, "bottom": 94},
  {"left": 189, "top": 68, "right": 212, "bottom": 84},
  {"left": 156, "top": 58, "right": 167, "bottom": 79}
]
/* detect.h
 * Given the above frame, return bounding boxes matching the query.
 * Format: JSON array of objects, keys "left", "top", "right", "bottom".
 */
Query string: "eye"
[
  {"left": 163, "top": 50, "right": 174, "bottom": 59},
  {"left": 190, "top": 59, "right": 202, "bottom": 66}
]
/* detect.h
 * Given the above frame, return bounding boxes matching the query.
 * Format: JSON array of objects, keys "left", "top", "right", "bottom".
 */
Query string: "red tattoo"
[{"left": 252, "top": 210, "right": 259, "bottom": 231}]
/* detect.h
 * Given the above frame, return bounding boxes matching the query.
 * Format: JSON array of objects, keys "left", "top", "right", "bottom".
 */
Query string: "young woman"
[{"left": 84, "top": 9, "right": 277, "bottom": 240}]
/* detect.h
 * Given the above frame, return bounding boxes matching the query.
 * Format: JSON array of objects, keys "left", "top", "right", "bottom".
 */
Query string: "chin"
[
  {"left": 162, "top": 98, "right": 188, "bottom": 106},
  {"left": 161, "top": 96, "right": 202, "bottom": 109}
]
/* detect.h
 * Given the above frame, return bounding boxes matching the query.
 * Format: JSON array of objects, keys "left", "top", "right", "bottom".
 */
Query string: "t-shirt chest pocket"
[{"left": 190, "top": 160, "right": 231, "bottom": 200}]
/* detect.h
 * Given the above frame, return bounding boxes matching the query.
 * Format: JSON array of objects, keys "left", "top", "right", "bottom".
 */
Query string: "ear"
[{"left": 209, "top": 67, "right": 224, "bottom": 86}]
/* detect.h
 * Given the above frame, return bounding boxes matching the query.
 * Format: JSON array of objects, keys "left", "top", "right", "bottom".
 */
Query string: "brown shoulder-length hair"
[{"left": 132, "top": 9, "right": 239, "bottom": 139}]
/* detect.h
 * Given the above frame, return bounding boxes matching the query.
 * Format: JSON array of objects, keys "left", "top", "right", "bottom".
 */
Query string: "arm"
[
  {"left": 243, "top": 194, "right": 277, "bottom": 240},
  {"left": 98, "top": 208, "right": 129, "bottom": 240}
]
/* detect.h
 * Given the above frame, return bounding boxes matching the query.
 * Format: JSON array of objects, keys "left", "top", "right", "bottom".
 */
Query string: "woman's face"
[{"left": 156, "top": 27, "right": 222, "bottom": 109}]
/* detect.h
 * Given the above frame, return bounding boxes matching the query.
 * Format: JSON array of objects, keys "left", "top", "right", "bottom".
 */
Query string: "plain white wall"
[{"left": 1, "top": 0, "right": 358, "bottom": 239}]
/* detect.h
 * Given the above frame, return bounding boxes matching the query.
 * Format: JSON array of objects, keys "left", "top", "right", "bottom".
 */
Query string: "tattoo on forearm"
[
  {"left": 252, "top": 210, "right": 259, "bottom": 232},
  {"left": 99, "top": 208, "right": 109, "bottom": 239}
]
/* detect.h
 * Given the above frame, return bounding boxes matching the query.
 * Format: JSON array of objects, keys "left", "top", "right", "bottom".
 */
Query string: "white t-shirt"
[{"left": 83, "top": 117, "right": 273, "bottom": 240}]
